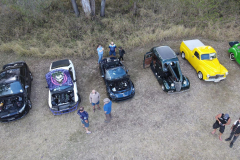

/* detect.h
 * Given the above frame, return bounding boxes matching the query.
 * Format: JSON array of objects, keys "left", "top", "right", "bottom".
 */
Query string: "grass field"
[{"left": 0, "top": 39, "right": 240, "bottom": 160}]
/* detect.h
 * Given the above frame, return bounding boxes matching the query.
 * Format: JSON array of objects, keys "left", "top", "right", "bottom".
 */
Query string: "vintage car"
[
  {"left": 180, "top": 39, "right": 228, "bottom": 82},
  {"left": 228, "top": 41, "right": 240, "bottom": 63},
  {"left": 0, "top": 62, "right": 33, "bottom": 122},
  {"left": 143, "top": 46, "right": 190, "bottom": 93},
  {"left": 99, "top": 57, "right": 135, "bottom": 101},
  {"left": 45, "top": 59, "right": 80, "bottom": 115}
]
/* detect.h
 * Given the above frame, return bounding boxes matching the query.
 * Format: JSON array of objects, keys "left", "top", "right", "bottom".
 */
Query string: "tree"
[
  {"left": 81, "top": 0, "right": 91, "bottom": 17},
  {"left": 90, "top": 0, "right": 95, "bottom": 16},
  {"left": 100, "top": 0, "right": 106, "bottom": 17},
  {"left": 71, "top": 0, "right": 80, "bottom": 17}
]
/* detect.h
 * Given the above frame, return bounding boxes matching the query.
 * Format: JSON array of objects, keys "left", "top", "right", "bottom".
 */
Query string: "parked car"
[
  {"left": 143, "top": 46, "right": 190, "bottom": 93},
  {"left": 0, "top": 61, "right": 33, "bottom": 122},
  {"left": 228, "top": 41, "right": 240, "bottom": 63},
  {"left": 45, "top": 59, "right": 80, "bottom": 115},
  {"left": 180, "top": 39, "right": 228, "bottom": 82},
  {"left": 99, "top": 57, "right": 135, "bottom": 101}
]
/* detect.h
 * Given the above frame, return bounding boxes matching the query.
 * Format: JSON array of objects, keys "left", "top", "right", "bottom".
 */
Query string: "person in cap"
[
  {"left": 109, "top": 42, "right": 117, "bottom": 57},
  {"left": 225, "top": 117, "right": 240, "bottom": 148},
  {"left": 89, "top": 90, "right": 101, "bottom": 112},
  {"left": 118, "top": 46, "right": 126, "bottom": 62},
  {"left": 103, "top": 98, "right": 112, "bottom": 123},
  {"left": 77, "top": 107, "right": 91, "bottom": 134},
  {"left": 211, "top": 113, "right": 231, "bottom": 141}
]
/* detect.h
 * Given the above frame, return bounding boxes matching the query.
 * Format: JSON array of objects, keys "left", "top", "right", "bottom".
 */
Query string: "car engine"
[
  {"left": 51, "top": 91, "right": 74, "bottom": 106},
  {"left": 109, "top": 79, "right": 130, "bottom": 92},
  {"left": 0, "top": 96, "right": 23, "bottom": 112}
]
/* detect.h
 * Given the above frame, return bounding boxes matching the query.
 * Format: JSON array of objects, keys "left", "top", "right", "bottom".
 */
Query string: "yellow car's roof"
[{"left": 196, "top": 46, "right": 216, "bottom": 55}]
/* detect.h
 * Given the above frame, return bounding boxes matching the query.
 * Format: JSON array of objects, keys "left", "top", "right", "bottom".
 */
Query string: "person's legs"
[
  {"left": 96, "top": 101, "right": 100, "bottom": 110},
  {"left": 105, "top": 113, "right": 111, "bottom": 122},
  {"left": 84, "top": 121, "right": 91, "bottom": 134},
  {"left": 212, "top": 122, "right": 219, "bottom": 134},
  {"left": 211, "top": 129, "right": 217, "bottom": 134},
  {"left": 226, "top": 131, "right": 235, "bottom": 141},
  {"left": 109, "top": 113, "right": 112, "bottom": 119},
  {"left": 98, "top": 54, "right": 103, "bottom": 64},
  {"left": 219, "top": 126, "right": 225, "bottom": 141},
  {"left": 92, "top": 103, "right": 96, "bottom": 112},
  {"left": 231, "top": 135, "right": 239, "bottom": 144}
]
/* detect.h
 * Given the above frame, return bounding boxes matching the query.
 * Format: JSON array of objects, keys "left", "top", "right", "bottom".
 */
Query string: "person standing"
[
  {"left": 103, "top": 98, "right": 112, "bottom": 123},
  {"left": 89, "top": 90, "right": 101, "bottom": 112},
  {"left": 118, "top": 46, "right": 126, "bottom": 62},
  {"left": 225, "top": 117, "right": 240, "bottom": 148},
  {"left": 97, "top": 45, "right": 104, "bottom": 64},
  {"left": 109, "top": 42, "right": 117, "bottom": 57},
  {"left": 211, "top": 113, "right": 231, "bottom": 141},
  {"left": 77, "top": 107, "right": 91, "bottom": 134}
]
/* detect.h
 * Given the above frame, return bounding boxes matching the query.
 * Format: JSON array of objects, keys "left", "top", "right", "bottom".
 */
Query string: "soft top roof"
[
  {"left": 183, "top": 39, "right": 205, "bottom": 51},
  {"left": 51, "top": 59, "right": 70, "bottom": 69},
  {"left": 45, "top": 69, "right": 73, "bottom": 91},
  {"left": 155, "top": 46, "right": 177, "bottom": 60}
]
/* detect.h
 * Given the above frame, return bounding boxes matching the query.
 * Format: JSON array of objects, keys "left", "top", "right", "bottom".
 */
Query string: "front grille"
[
  {"left": 209, "top": 74, "right": 224, "bottom": 79},
  {"left": 174, "top": 81, "right": 182, "bottom": 92}
]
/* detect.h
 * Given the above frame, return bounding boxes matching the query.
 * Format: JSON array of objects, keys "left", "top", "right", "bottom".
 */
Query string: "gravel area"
[{"left": 0, "top": 39, "right": 240, "bottom": 160}]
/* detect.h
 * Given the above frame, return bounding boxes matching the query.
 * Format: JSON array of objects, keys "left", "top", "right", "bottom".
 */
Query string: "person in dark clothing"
[
  {"left": 225, "top": 117, "right": 240, "bottom": 148},
  {"left": 118, "top": 47, "right": 126, "bottom": 62},
  {"left": 211, "top": 113, "right": 231, "bottom": 141},
  {"left": 77, "top": 107, "right": 91, "bottom": 134}
]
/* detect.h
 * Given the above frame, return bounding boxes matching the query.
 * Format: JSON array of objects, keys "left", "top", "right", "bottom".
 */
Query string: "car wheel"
[
  {"left": 181, "top": 52, "right": 185, "bottom": 59},
  {"left": 230, "top": 53, "right": 235, "bottom": 61},
  {"left": 28, "top": 99, "right": 32, "bottom": 109},
  {"left": 162, "top": 85, "right": 165, "bottom": 91},
  {"left": 197, "top": 71, "right": 203, "bottom": 80}
]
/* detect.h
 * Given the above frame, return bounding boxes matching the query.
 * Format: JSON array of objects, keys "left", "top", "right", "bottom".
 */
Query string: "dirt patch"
[{"left": 0, "top": 39, "right": 240, "bottom": 160}]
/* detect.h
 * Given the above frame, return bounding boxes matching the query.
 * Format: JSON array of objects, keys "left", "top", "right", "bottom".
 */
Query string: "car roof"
[
  {"left": 51, "top": 59, "right": 70, "bottom": 69},
  {"left": 155, "top": 46, "right": 177, "bottom": 60},
  {"left": 0, "top": 68, "right": 20, "bottom": 84},
  {"left": 183, "top": 39, "right": 205, "bottom": 51}
]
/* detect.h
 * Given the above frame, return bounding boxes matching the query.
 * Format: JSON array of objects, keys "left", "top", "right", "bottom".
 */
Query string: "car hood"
[{"left": 201, "top": 58, "right": 223, "bottom": 74}]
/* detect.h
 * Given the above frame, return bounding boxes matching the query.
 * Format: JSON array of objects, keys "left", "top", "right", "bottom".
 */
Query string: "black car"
[
  {"left": 99, "top": 57, "right": 135, "bottom": 101},
  {"left": 143, "top": 46, "right": 190, "bottom": 93},
  {"left": 0, "top": 62, "right": 32, "bottom": 122}
]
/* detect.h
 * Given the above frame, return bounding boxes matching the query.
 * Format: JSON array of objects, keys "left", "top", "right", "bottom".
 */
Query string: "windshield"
[
  {"left": 201, "top": 53, "right": 217, "bottom": 60},
  {"left": 52, "top": 85, "right": 72, "bottom": 92},
  {"left": 0, "top": 81, "right": 23, "bottom": 96},
  {"left": 105, "top": 67, "right": 126, "bottom": 80}
]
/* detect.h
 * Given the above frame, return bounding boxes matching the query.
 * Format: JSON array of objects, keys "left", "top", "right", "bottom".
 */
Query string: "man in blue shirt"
[
  {"left": 109, "top": 42, "right": 117, "bottom": 57},
  {"left": 77, "top": 107, "right": 91, "bottom": 134},
  {"left": 97, "top": 45, "right": 104, "bottom": 64},
  {"left": 103, "top": 98, "right": 112, "bottom": 123}
]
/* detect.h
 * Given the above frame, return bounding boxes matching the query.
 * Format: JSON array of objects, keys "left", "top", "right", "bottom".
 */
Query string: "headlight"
[
  {"left": 207, "top": 74, "right": 210, "bottom": 78},
  {"left": 110, "top": 93, "right": 115, "bottom": 97},
  {"left": 112, "top": 87, "right": 116, "bottom": 92},
  {"left": 226, "top": 72, "right": 228, "bottom": 75},
  {"left": 183, "top": 80, "right": 187, "bottom": 85},
  {"left": 171, "top": 83, "right": 174, "bottom": 87}
]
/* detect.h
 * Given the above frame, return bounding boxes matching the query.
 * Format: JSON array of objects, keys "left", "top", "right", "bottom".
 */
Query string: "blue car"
[{"left": 99, "top": 57, "right": 135, "bottom": 101}]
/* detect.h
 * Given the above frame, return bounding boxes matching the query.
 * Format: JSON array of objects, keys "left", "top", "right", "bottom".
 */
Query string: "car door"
[
  {"left": 236, "top": 44, "right": 240, "bottom": 64},
  {"left": 190, "top": 51, "right": 200, "bottom": 70},
  {"left": 143, "top": 52, "right": 153, "bottom": 68}
]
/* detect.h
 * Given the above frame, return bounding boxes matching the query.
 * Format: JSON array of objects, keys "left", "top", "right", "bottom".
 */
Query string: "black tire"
[
  {"left": 230, "top": 53, "right": 235, "bottom": 61},
  {"left": 197, "top": 71, "right": 203, "bottom": 80},
  {"left": 181, "top": 52, "right": 185, "bottom": 59}
]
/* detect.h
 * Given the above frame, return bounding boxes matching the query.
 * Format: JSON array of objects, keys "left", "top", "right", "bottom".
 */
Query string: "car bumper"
[
  {"left": 167, "top": 87, "right": 190, "bottom": 94},
  {"left": 204, "top": 76, "right": 226, "bottom": 82},
  {"left": 50, "top": 101, "right": 79, "bottom": 115},
  {"left": 110, "top": 91, "right": 135, "bottom": 102},
  {"left": 0, "top": 105, "right": 30, "bottom": 122}
]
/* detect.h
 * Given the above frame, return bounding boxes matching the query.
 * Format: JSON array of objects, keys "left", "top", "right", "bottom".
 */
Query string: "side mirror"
[
  {"left": 73, "top": 79, "right": 77, "bottom": 82},
  {"left": 101, "top": 75, "right": 104, "bottom": 78},
  {"left": 25, "top": 85, "right": 29, "bottom": 89},
  {"left": 126, "top": 70, "right": 129, "bottom": 73}
]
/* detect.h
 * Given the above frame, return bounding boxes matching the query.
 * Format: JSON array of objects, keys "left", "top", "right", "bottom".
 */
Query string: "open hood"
[{"left": 45, "top": 69, "right": 73, "bottom": 91}]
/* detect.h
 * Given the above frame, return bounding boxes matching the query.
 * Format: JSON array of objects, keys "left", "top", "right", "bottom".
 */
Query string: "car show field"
[{"left": 0, "top": 39, "right": 240, "bottom": 160}]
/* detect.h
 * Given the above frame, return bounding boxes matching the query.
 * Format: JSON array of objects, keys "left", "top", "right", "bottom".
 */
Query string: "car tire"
[
  {"left": 181, "top": 52, "right": 185, "bottom": 59},
  {"left": 28, "top": 99, "right": 32, "bottom": 109},
  {"left": 197, "top": 71, "right": 203, "bottom": 80},
  {"left": 230, "top": 53, "right": 235, "bottom": 61}
]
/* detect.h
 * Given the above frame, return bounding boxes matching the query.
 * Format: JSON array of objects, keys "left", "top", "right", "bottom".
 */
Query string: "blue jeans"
[{"left": 98, "top": 54, "right": 103, "bottom": 64}]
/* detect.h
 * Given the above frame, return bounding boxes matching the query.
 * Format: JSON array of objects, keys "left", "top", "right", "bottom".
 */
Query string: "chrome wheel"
[
  {"left": 181, "top": 52, "right": 185, "bottom": 59},
  {"left": 230, "top": 53, "right": 235, "bottom": 61},
  {"left": 198, "top": 72, "right": 203, "bottom": 80}
]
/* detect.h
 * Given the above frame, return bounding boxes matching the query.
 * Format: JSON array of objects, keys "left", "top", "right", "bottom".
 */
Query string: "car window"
[
  {"left": 201, "top": 53, "right": 216, "bottom": 60},
  {"left": 194, "top": 52, "right": 200, "bottom": 59},
  {"left": 0, "top": 81, "right": 24, "bottom": 96}
]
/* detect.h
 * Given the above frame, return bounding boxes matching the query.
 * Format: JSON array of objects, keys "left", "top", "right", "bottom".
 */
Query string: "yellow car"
[{"left": 180, "top": 39, "right": 228, "bottom": 82}]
